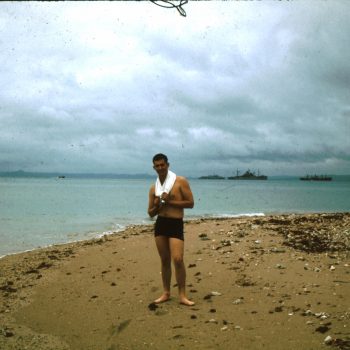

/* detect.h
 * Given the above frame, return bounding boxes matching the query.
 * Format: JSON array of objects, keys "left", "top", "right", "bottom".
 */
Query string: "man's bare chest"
[{"left": 169, "top": 183, "right": 182, "bottom": 200}]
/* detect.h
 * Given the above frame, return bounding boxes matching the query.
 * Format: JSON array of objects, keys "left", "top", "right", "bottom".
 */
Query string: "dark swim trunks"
[{"left": 155, "top": 216, "right": 184, "bottom": 241}]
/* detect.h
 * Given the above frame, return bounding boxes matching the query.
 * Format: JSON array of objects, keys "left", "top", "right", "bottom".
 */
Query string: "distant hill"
[
  {"left": 1, "top": 171, "right": 349, "bottom": 181},
  {"left": 0, "top": 170, "right": 154, "bottom": 179},
  {"left": 199, "top": 175, "right": 225, "bottom": 180}
]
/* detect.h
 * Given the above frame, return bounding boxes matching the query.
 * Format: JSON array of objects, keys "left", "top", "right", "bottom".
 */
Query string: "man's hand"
[
  {"left": 148, "top": 189, "right": 162, "bottom": 218},
  {"left": 154, "top": 196, "right": 161, "bottom": 207},
  {"left": 160, "top": 192, "right": 169, "bottom": 205}
]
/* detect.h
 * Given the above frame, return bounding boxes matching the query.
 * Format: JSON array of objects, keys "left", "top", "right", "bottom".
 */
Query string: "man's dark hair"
[{"left": 153, "top": 153, "right": 168, "bottom": 163}]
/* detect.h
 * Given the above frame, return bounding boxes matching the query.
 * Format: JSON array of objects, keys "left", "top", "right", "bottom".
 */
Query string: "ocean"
[{"left": 1, "top": 176, "right": 349, "bottom": 257}]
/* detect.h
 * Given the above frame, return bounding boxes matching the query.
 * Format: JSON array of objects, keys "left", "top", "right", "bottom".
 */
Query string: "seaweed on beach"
[{"left": 270, "top": 213, "right": 350, "bottom": 253}]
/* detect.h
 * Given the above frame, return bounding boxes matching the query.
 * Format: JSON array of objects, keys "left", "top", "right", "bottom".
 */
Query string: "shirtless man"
[{"left": 148, "top": 153, "right": 195, "bottom": 306}]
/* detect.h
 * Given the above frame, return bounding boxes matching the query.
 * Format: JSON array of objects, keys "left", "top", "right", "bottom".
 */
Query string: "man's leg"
[
  {"left": 154, "top": 235, "right": 171, "bottom": 303},
  {"left": 169, "top": 237, "right": 195, "bottom": 306}
]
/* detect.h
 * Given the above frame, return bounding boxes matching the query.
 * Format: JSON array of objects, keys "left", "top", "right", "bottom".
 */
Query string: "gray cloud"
[{"left": 0, "top": 1, "right": 349, "bottom": 176}]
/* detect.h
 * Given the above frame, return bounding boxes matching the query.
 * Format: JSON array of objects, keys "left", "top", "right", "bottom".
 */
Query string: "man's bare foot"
[
  {"left": 154, "top": 293, "right": 171, "bottom": 304},
  {"left": 180, "top": 297, "right": 195, "bottom": 306}
]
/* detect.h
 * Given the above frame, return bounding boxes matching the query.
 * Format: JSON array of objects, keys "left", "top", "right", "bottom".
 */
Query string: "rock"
[
  {"left": 315, "top": 312, "right": 329, "bottom": 320},
  {"left": 301, "top": 309, "right": 313, "bottom": 316},
  {"left": 220, "top": 239, "right": 232, "bottom": 246},
  {"left": 148, "top": 302, "right": 158, "bottom": 311},
  {"left": 232, "top": 298, "right": 243, "bottom": 305},
  {"left": 199, "top": 233, "right": 210, "bottom": 241},
  {"left": 1, "top": 328, "right": 14, "bottom": 337},
  {"left": 235, "top": 276, "right": 256, "bottom": 287},
  {"left": 324, "top": 335, "right": 333, "bottom": 345},
  {"left": 211, "top": 291, "right": 222, "bottom": 296},
  {"left": 271, "top": 247, "right": 286, "bottom": 253},
  {"left": 274, "top": 306, "right": 283, "bottom": 313},
  {"left": 315, "top": 325, "right": 331, "bottom": 334},
  {"left": 275, "top": 264, "right": 286, "bottom": 269}
]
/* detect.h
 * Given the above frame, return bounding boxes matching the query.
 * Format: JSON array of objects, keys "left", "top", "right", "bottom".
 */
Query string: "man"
[{"left": 148, "top": 153, "right": 195, "bottom": 306}]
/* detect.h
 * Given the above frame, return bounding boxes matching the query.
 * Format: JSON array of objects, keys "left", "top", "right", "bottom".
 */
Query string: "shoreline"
[
  {"left": 1, "top": 212, "right": 349, "bottom": 349},
  {"left": 0, "top": 212, "right": 266, "bottom": 259},
  {"left": 2, "top": 210, "right": 349, "bottom": 260}
]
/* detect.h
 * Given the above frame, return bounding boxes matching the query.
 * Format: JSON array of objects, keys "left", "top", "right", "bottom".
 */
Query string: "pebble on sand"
[{"left": 324, "top": 335, "right": 333, "bottom": 344}]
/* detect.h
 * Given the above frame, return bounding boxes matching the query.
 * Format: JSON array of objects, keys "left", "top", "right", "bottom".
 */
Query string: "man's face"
[{"left": 153, "top": 159, "right": 169, "bottom": 177}]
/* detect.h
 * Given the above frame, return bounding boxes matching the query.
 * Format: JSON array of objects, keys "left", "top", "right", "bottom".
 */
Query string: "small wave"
[
  {"left": 217, "top": 212, "right": 265, "bottom": 218},
  {"left": 97, "top": 223, "right": 127, "bottom": 238},
  {"left": 187, "top": 213, "right": 265, "bottom": 220},
  {"left": 97, "top": 218, "right": 152, "bottom": 238}
]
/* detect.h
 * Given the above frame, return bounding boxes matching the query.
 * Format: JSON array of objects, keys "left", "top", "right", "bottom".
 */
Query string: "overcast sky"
[{"left": 0, "top": 1, "right": 349, "bottom": 177}]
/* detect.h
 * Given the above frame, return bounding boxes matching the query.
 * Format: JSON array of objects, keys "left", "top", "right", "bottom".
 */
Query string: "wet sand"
[{"left": 1, "top": 213, "right": 349, "bottom": 350}]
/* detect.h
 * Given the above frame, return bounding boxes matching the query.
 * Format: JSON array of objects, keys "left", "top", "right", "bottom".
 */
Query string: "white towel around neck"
[{"left": 155, "top": 170, "right": 177, "bottom": 197}]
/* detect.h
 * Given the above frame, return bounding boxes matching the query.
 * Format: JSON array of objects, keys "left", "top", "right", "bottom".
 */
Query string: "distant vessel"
[
  {"left": 199, "top": 175, "right": 225, "bottom": 180},
  {"left": 58, "top": 175, "right": 66, "bottom": 179},
  {"left": 228, "top": 170, "right": 267, "bottom": 180},
  {"left": 300, "top": 175, "right": 332, "bottom": 181}
]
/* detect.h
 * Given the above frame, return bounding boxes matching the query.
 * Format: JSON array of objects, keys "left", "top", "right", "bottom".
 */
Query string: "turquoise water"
[{"left": 0, "top": 177, "right": 349, "bottom": 257}]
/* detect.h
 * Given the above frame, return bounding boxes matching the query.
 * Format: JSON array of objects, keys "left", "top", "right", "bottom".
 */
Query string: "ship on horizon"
[
  {"left": 300, "top": 175, "right": 332, "bottom": 181},
  {"left": 228, "top": 170, "right": 267, "bottom": 180}
]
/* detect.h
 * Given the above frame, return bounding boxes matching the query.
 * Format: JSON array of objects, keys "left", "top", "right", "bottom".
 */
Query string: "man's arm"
[
  {"left": 148, "top": 185, "right": 161, "bottom": 218},
  {"left": 167, "top": 177, "right": 194, "bottom": 209}
]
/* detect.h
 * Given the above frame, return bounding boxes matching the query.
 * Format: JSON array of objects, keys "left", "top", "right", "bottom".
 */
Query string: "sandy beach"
[{"left": 1, "top": 213, "right": 349, "bottom": 350}]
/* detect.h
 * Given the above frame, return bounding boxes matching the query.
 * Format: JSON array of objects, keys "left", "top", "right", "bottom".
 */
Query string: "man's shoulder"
[{"left": 175, "top": 176, "right": 189, "bottom": 184}]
